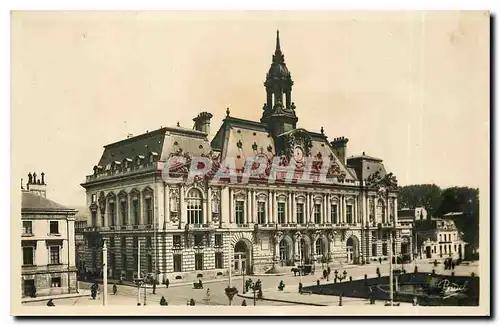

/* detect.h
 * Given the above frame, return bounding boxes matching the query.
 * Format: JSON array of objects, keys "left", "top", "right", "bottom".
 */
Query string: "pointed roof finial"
[
  {"left": 276, "top": 29, "right": 281, "bottom": 52},
  {"left": 226, "top": 107, "right": 230, "bottom": 117},
  {"left": 321, "top": 126, "right": 324, "bottom": 135},
  {"left": 176, "top": 122, "right": 180, "bottom": 127}
]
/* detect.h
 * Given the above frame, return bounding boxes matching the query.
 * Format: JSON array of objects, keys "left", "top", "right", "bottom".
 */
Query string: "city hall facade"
[{"left": 81, "top": 32, "right": 412, "bottom": 282}]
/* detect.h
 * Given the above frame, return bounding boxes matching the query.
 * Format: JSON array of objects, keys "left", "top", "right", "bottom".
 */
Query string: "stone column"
[
  {"left": 362, "top": 194, "right": 367, "bottom": 226},
  {"left": 67, "top": 218, "right": 76, "bottom": 267},
  {"left": 393, "top": 197, "right": 398, "bottom": 224},
  {"left": 179, "top": 185, "right": 185, "bottom": 225},
  {"left": 221, "top": 186, "right": 230, "bottom": 226},
  {"left": 274, "top": 191, "right": 278, "bottom": 224},
  {"left": 229, "top": 188, "right": 234, "bottom": 224},
  {"left": 293, "top": 234, "right": 300, "bottom": 261},
  {"left": 204, "top": 189, "right": 210, "bottom": 225},
  {"left": 287, "top": 192, "right": 292, "bottom": 224},
  {"left": 207, "top": 187, "right": 212, "bottom": 224},
  {"left": 246, "top": 189, "right": 252, "bottom": 224},
  {"left": 251, "top": 190, "right": 257, "bottom": 224},
  {"left": 291, "top": 193, "right": 296, "bottom": 224},
  {"left": 267, "top": 190, "right": 272, "bottom": 224},
  {"left": 306, "top": 193, "right": 311, "bottom": 223},
  {"left": 323, "top": 195, "right": 327, "bottom": 224},
  {"left": 326, "top": 194, "right": 331, "bottom": 224},
  {"left": 164, "top": 184, "right": 170, "bottom": 224}
]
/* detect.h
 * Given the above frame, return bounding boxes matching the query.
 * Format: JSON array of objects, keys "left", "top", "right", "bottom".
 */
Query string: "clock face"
[{"left": 293, "top": 146, "right": 304, "bottom": 162}]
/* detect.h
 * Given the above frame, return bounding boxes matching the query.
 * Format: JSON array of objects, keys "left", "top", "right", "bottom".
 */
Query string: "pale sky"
[{"left": 11, "top": 11, "right": 490, "bottom": 207}]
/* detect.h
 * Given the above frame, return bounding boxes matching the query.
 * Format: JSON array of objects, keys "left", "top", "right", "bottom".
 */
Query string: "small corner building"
[
  {"left": 21, "top": 173, "right": 78, "bottom": 298},
  {"left": 415, "top": 214, "right": 466, "bottom": 261},
  {"left": 80, "top": 31, "right": 413, "bottom": 283}
]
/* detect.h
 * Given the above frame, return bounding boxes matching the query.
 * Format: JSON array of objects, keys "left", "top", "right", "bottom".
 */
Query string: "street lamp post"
[
  {"left": 389, "top": 231, "right": 394, "bottom": 306},
  {"left": 137, "top": 240, "right": 141, "bottom": 306},
  {"left": 102, "top": 241, "right": 108, "bottom": 306}
]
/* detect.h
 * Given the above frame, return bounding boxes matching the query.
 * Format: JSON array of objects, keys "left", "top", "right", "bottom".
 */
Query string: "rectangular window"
[
  {"left": 121, "top": 237, "right": 127, "bottom": 250},
  {"left": 145, "top": 198, "right": 153, "bottom": 225},
  {"left": 51, "top": 277, "right": 61, "bottom": 288},
  {"left": 195, "top": 253, "right": 204, "bottom": 270},
  {"left": 331, "top": 204, "right": 338, "bottom": 224},
  {"left": 121, "top": 200, "right": 127, "bottom": 225},
  {"left": 372, "top": 243, "right": 377, "bottom": 256},
  {"left": 257, "top": 202, "right": 266, "bottom": 224},
  {"left": 314, "top": 203, "right": 321, "bottom": 224},
  {"left": 109, "top": 236, "right": 115, "bottom": 249},
  {"left": 146, "top": 236, "right": 152, "bottom": 248},
  {"left": 194, "top": 234, "right": 204, "bottom": 247},
  {"left": 215, "top": 252, "right": 223, "bottom": 269},
  {"left": 278, "top": 202, "right": 286, "bottom": 224},
  {"left": 173, "top": 235, "right": 181, "bottom": 247},
  {"left": 133, "top": 200, "right": 140, "bottom": 225},
  {"left": 49, "top": 221, "right": 59, "bottom": 234},
  {"left": 346, "top": 205, "right": 353, "bottom": 224},
  {"left": 382, "top": 243, "right": 388, "bottom": 256},
  {"left": 91, "top": 194, "right": 97, "bottom": 203},
  {"left": 49, "top": 246, "right": 60, "bottom": 264},
  {"left": 109, "top": 202, "right": 116, "bottom": 226},
  {"left": 235, "top": 201, "right": 245, "bottom": 225},
  {"left": 91, "top": 212, "right": 97, "bottom": 227},
  {"left": 22, "top": 221, "right": 33, "bottom": 235},
  {"left": 173, "top": 254, "right": 182, "bottom": 272},
  {"left": 23, "top": 247, "right": 34, "bottom": 265},
  {"left": 215, "top": 234, "right": 223, "bottom": 247},
  {"left": 133, "top": 237, "right": 139, "bottom": 251},
  {"left": 296, "top": 203, "right": 304, "bottom": 224}
]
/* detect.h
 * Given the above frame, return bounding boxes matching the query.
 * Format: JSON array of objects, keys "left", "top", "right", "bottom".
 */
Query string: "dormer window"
[
  {"left": 149, "top": 152, "right": 158, "bottom": 164},
  {"left": 135, "top": 155, "right": 145, "bottom": 166}
]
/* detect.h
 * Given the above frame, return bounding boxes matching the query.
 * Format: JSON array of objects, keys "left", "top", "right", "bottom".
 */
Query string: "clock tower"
[{"left": 261, "top": 30, "right": 298, "bottom": 137}]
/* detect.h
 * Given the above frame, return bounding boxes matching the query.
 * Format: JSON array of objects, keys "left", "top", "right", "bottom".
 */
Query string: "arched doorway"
[
  {"left": 279, "top": 239, "right": 289, "bottom": 264},
  {"left": 234, "top": 239, "right": 252, "bottom": 275},
  {"left": 346, "top": 236, "right": 360, "bottom": 264}
]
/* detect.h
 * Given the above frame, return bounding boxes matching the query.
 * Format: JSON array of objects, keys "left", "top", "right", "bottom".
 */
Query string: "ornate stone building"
[{"left": 81, "top": 31, "right": 411, "bottom": 282}]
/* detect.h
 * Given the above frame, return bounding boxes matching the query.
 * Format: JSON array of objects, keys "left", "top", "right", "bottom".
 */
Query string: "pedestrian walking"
[
  {"left": 46, "top": 299, "right": 55, "bottom": 307},
  {"left": 189, "top": 298, "right": 196, "bottom": 306},
  {"left": 160, "top": 296, "right": 168, "bottom": 306},
  {"left": 241, "top": 300, "right": 247, "bottom": 306},
  {"left": 165, "top": 278, "right": 170, "bottom": 288},
  {"left": 113, "top": 283, "right": 117, "bottom": 295},
  {"left": 152, "top": 281, "right": 156, "bottom": 294}
]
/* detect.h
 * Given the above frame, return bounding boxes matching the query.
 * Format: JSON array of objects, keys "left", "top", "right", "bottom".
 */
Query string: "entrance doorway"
[
  {"left": 426, "top": 246, "right": 432, "bottom": 258},
  {"left": 23, "top": 279, "right": 35, "bottom": 297},
  {"left": 346, "top": 236, "right": 359, "bottom": 264},
  {"left": 234, "top": 239, "right": 252, "bottom": 275}
]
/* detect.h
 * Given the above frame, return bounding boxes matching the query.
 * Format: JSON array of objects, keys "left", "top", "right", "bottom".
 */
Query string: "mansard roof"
[{"left": 97, "top": 125, "right": 211, "bottom": 168}]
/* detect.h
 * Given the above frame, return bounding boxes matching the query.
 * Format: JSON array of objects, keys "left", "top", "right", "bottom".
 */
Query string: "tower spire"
[{"left": 276, "top": 30, "right": 281, "bottom": 52}]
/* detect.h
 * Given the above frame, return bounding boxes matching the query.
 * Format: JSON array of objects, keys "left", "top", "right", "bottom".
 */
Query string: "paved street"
[{"left": 22, "top": 259, "right": 478, "bottom": 307}]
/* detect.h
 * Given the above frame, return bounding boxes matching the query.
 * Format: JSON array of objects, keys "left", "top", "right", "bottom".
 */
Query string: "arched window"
[
  {"left": 376, "top": 199, "right": 385, "bottom": 223},
  {"left": 315, "top": 238, "right": 323, "bottom": 256},
  {"left": 187, "top": 188, "right": 203, "bottom": 224},
  {"left": 279, "top": 239, "right": 289, "bottom": 262}
]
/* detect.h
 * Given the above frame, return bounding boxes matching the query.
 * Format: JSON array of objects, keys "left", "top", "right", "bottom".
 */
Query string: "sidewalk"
[
  {"left": 21, "top": 289, "right": 91, "bottom": 303},
  {"left": 238, "top": 288, "right": 413, "bottom": 307}
]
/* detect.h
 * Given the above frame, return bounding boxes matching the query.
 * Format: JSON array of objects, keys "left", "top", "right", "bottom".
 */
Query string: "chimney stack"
[
  {"left": 26, "top": 172, "right": 47, "bottom": 198},
  {"left": 330, "top": 136, "right": 349, "bottom": 165},
  {"left": 193, "top": 111, "right": 213, "bottom": 135}
]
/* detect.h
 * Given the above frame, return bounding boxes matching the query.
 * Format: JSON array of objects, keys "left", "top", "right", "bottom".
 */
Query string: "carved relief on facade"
[
  {"left": 98, "top": 192, "right": 106, "bottom": 215},
  {"left": 368, "top": 197, "right": 375, "bottom": 223},
  {"left": 211, "top": 187, "right": 221, "bottom": 222},
  {"left": 233, "top": 189, "right": 246, "bottom": 201},
  {"left": 169, "top": 187, "right": 180, "bottom": 222}
]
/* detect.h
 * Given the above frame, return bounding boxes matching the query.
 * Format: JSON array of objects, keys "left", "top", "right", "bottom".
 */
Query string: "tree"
[{"left": 398, "top": 184, "right": 442, "bottom": 215}]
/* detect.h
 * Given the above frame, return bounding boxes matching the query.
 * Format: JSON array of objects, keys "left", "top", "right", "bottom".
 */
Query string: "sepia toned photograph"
[{"left": 10, "top": 10, "right": 490, "bottom": 316}]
